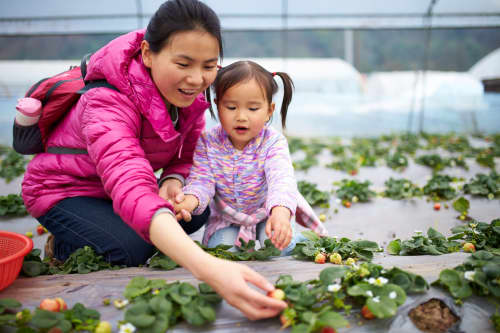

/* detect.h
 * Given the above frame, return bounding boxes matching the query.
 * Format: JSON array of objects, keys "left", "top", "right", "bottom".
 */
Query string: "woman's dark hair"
[
  {"left": 213, "top": 61, "right": 294, "bottom": 129},
  {"left": 145, "top": 0, "right": 223, "bottom": 111}
]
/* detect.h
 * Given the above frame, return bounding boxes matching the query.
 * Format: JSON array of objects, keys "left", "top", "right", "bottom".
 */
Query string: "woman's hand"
[
  {"left": 149, "top": 213, "right": 286, "bottom": 320},
  {"left": 265, "top": 206, "right": 292, "bottom": 250},
  {"left": 196, "top": 256, "right": 287, "bottom": 320},
  {"left": 159, "top": 178, "right": 183, "bottom": 204}
]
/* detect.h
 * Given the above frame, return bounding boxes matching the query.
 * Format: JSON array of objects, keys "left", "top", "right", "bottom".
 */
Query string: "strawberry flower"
[
  {"left": 372, "top": 296, "right": 380, "bottom": 303},
  {"left": 328, "top": 283, "right": 342, "bottom": 292},
  {"left": 113, "top": 299, "right": 129, "bottom": 309},
  {"left": 373, "top": 277, "right": 388, "bottom": 286},
  {"left": 389, "top": 291, "right": 397, "bottom": 299},
  {"left": 119, "top": 323, "right": 136, "bottom": 333},
  {"left": 464, "top": 271, "right": 475, "bottom": 281},
  {"left": 365, "top": 290, "right": 374, "bottom": 297}
]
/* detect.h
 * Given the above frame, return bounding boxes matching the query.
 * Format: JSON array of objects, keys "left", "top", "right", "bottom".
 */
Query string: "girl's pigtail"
[
  {"left": 205, "top": 87, "right": 216, "bottom": 120},
  {"left": 273, "top": 72, "right": 294, "bottom": 129}
]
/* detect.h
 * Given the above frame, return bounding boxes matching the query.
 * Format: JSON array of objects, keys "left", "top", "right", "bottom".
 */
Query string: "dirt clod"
[{"left": 409, "top": 298, "right": 459, "bottom": 333}]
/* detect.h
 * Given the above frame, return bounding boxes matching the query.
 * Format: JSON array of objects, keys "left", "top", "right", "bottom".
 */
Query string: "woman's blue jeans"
[{"left": 37, "top": 196, "right": 209, "bottom": 266}]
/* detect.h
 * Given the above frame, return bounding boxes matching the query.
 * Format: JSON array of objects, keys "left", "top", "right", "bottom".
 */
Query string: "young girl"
[{"left": 173, "top": 60, "right": 328, "bottom": 253}]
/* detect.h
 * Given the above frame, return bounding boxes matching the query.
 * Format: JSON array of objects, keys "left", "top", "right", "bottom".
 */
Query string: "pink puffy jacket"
[{"left": 22, "top": 30, "right": 209, "bottom": 242}]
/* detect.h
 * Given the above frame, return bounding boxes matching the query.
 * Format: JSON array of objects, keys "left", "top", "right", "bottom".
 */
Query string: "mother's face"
[{"left": 141, "top": 30, "right": 219, "bottom": 108}]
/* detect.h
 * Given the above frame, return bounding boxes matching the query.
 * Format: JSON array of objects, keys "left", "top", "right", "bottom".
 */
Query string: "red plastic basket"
[{"left": 0, "top": 231, "right": 33, "bottom": 291}]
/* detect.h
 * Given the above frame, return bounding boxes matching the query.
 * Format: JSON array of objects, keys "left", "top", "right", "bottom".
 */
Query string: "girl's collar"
[{"left": 218, "top": 125, "right": 267, "bottom": 154}]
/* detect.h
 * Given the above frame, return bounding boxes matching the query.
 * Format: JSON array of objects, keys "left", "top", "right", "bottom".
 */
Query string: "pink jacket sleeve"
[
  {"left": 80, "top": 90, "right": 173, "bottom": 243},
  {"left": 160, "top": 112, "right": 206, "bottom": 181},
  {"left": 264, "top": 134, "right": 297, "bottom": 216}
]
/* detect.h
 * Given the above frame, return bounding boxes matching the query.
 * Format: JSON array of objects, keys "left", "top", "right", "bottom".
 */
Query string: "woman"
[{"left": 21, "top": 0, "right": 286, "bottom": 320}]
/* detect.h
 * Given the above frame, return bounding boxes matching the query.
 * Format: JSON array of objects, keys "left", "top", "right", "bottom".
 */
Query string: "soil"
[{"left": 408, "top": 298, "right": 459, "bottom": 333}]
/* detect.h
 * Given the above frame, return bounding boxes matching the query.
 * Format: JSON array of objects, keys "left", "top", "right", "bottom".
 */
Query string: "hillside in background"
[{"left": 0, "top": 28, "right": 499, "bottom": 72}]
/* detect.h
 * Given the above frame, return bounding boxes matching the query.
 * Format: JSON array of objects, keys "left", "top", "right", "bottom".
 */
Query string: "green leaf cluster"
[
  {"left": 298, "top": 180, "right": 330, "bottom": 207},
  {"left": 387, "top": 228, "right": 461, "bottom": 256},
  {"left": 432, "top": 250, "right": 500, "bottom": 300},
  {"left": 0, "top": 147, "right": 28, "bottom": 183},
  {"left": 385, "top": 152, "right": 409, "bottom": 171},
  {"left": 149, "top": 239, "right": 281, "bottom": 271},
  {"left": 0, "top": 298, "right": 100, "bottom": 332},
  {"left": 423, "top": 174, "right": 457, "bottom": 201},
  {"left": 292, "top": 231, "right": 380, "bottom": 262},
  {"left": 122, "top": 277, "right": 221, "bottom": 332},
  {"left": 22, "top": 246, "right": 124, "bottom": 277},
  {"left": 335, "top": 179, "right": 376, "bottom": 202},
  {"left": 326, "top": 157, "right": 359, "bottom": 174},
  {"left": 476, "top": 150, "right": 496, "bottom": 169},
  {"left": 449, "top": 219, "right": 500, "bottom": 252},
  {"left": 463, "top": 172, "right": 500, "bottom": 199},
  {"left": 0, "top": 193, "right": 28, "bottom": 216},
  {"left": 382, "top": 178, "right": 422, "bottom": 200}
]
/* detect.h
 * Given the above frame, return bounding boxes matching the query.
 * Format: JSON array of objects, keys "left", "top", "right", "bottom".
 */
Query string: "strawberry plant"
[
  {"left": 0, "top": 193, "right": 28, "bottom": 216},
  {"left": 298, "top": 180, "right": 330, "bottom": 207},
  {"left": 326, "top": 157, "right": 359, "bottom": 175},
  {"left": 387, "top": 229, "right": 461, "bottom": 256},
  {"left": 385, "top": 152, "right": 409, "bottom": 171},
  {"left": 382, "top": 178, "right": 422, "bottom": 200},
  {"left": 0, "top": 147, "right": 28, "bottom": 183},
  {"left": 121, "top": 277, "right": 221, "bottom": 332},
  {"left": 292, "top": 231, "right": 380, "bottom": 262},
  {"left": 476, "top": 149, "right": 495, "bottom": 169},
  {"left": 149, "top": 239, "right": 281, "bottom": 270},
  {"left": 432, "top": 250, "right": 500, "bottom": 300},
  {"left": 423, "top": 174, "right": 457, "bottom": 201},
  {"left": 272, "top": 263, "right": 428, "bottom": 330},
  {"left": 22, "top": 246, "right": 124, "bottom": 277},
  {"left": 293, "top": 154, "right": 319, "bottom": 171},
  {"left": 448, "top": 219, "right": 500, "bottom": 253},
  {"left": 416, "top": 154, "right": 448, "bottom": 172},
  {"left": 0, "top": 298, "right": 101, "bottom": 332},
  {"left": 463, "top": 172, "right": 500, "bottom": 199},
  {"left": 334, "top": 179, "right": 376, "bottom": 203}
]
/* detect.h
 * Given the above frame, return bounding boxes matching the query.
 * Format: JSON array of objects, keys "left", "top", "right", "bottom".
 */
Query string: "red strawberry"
[
  {"left": 321, "top": 327, "right": 337, "bottom": 333},
  {"left": 267, "top": 289, "right": 285, "bottom": 300},
  {"left": 463, "top": 242, "right": 475, "bottom": 253},
  {"left": 36, "top": 225, "right": 46, "bottom": 235},
  {"left": 315, "top": 252, "right": 326, "bottom": 264},
  {"left": 54, "top": 297, "right": 67, "bottom": 311},
  {"left": 344, "top": 201, "right": 351, "bottom": 208},
  {"left": 361, "top": 305, "right": 376, "bottom": 320},
  {"left": 350, "top": 170, "right": 358, "bottom": 176},
  {"left": 434, "top": 203, "right": 441, "bottom": 211},
  {"left": 40, "top": 298, "right": 60, "bottom": 312}
]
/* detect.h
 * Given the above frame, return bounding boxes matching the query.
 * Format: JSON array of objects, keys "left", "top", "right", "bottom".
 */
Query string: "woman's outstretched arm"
[{"left": 149, "top": 212, "right": 287, "bottom": 320}]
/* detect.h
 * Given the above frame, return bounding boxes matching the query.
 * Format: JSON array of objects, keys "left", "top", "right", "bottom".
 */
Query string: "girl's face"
[
  {"left": 141, "top": 30, "right": 219, "bottom": 108},
  {"left": 217, "top": 78, "right": 275, "bottom": 150}
]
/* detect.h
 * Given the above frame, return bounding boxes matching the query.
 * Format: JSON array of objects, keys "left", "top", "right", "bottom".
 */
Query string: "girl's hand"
[
  {"left": 265, "top": 206, "right": 292, "bottom": 250},
  {"left": 172, "top": 194, "right": 199, "bottom": 222},
  {"left": 159, "top": 178, "right": 183, "bottom": 204},
  {"left": 197, "top": 256, "right": 287, "bottom": 320}
]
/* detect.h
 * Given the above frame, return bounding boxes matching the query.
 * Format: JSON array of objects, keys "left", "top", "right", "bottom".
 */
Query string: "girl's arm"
[
  {"left": 149, "top": 212, "right": 287, "bottom": 319},
  {"left": 264, "top": 133, "right": 298, "bottom": 249},
  {"left": 182, "top": 133, "right": 216, "bottom": 215}
]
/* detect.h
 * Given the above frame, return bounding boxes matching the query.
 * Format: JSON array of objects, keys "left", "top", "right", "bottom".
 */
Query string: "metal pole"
[
  {"left": 281, "top": 0, "right": 288, "bottom": 59},
  {"left": 418, "top": 0, "right": 438, "bottom": 134},
  {"left": 344, "top": 29, "right": 354, "bottom": 65},
  {"left": 135, "top": 0, "right": 143, "bottom": 29}
]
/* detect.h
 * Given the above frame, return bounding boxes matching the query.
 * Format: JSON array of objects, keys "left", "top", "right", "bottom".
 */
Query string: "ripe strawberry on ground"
[
  {"left": 463, "top": 242, "right": 476, "bottom": 253},
  {"left": 329, "top": 252, "right": 342, "bottom": 265},
  {"left": 319, "top": 214, "right": 327, "bottom": 222},
  {"left": 280, "top": 307, "right": 296, "bottom": 329},
  {"left": 39, "top": 298, "right": 60, "bottom": 312},
  {"left": 345, "top": 257, "right": 356, "bottom": 266},
  {"left": 434, "top": 203, "right": 441, "bottom": 211},
  {"left": 321, "top": 327, "right": 337, "bottom": 333},
  {"left": 54, "top": 297, "right": 67, "bottom": 311},
  {"left": 350, "top": 170, "right": 358, "bottom": 176},
  {"left": 315, "top": 252, "right": 327, "bottom": 264},
  {"left": 36, "top": 225, "right": 48, "bottom": 235},
  {"left": 361, "top": 305, "right": 376, "bottom": 320},
  {"left": 343, "top": 201, "right": 351, "bottom": 208},
  {"left": 267, "top": 289, "right": 285, "bottom": 300}
]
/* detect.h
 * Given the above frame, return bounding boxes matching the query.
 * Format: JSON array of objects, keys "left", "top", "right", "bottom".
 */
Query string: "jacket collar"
[{"left": 217, "top": 125, "right": 266, "bottom": 154}]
